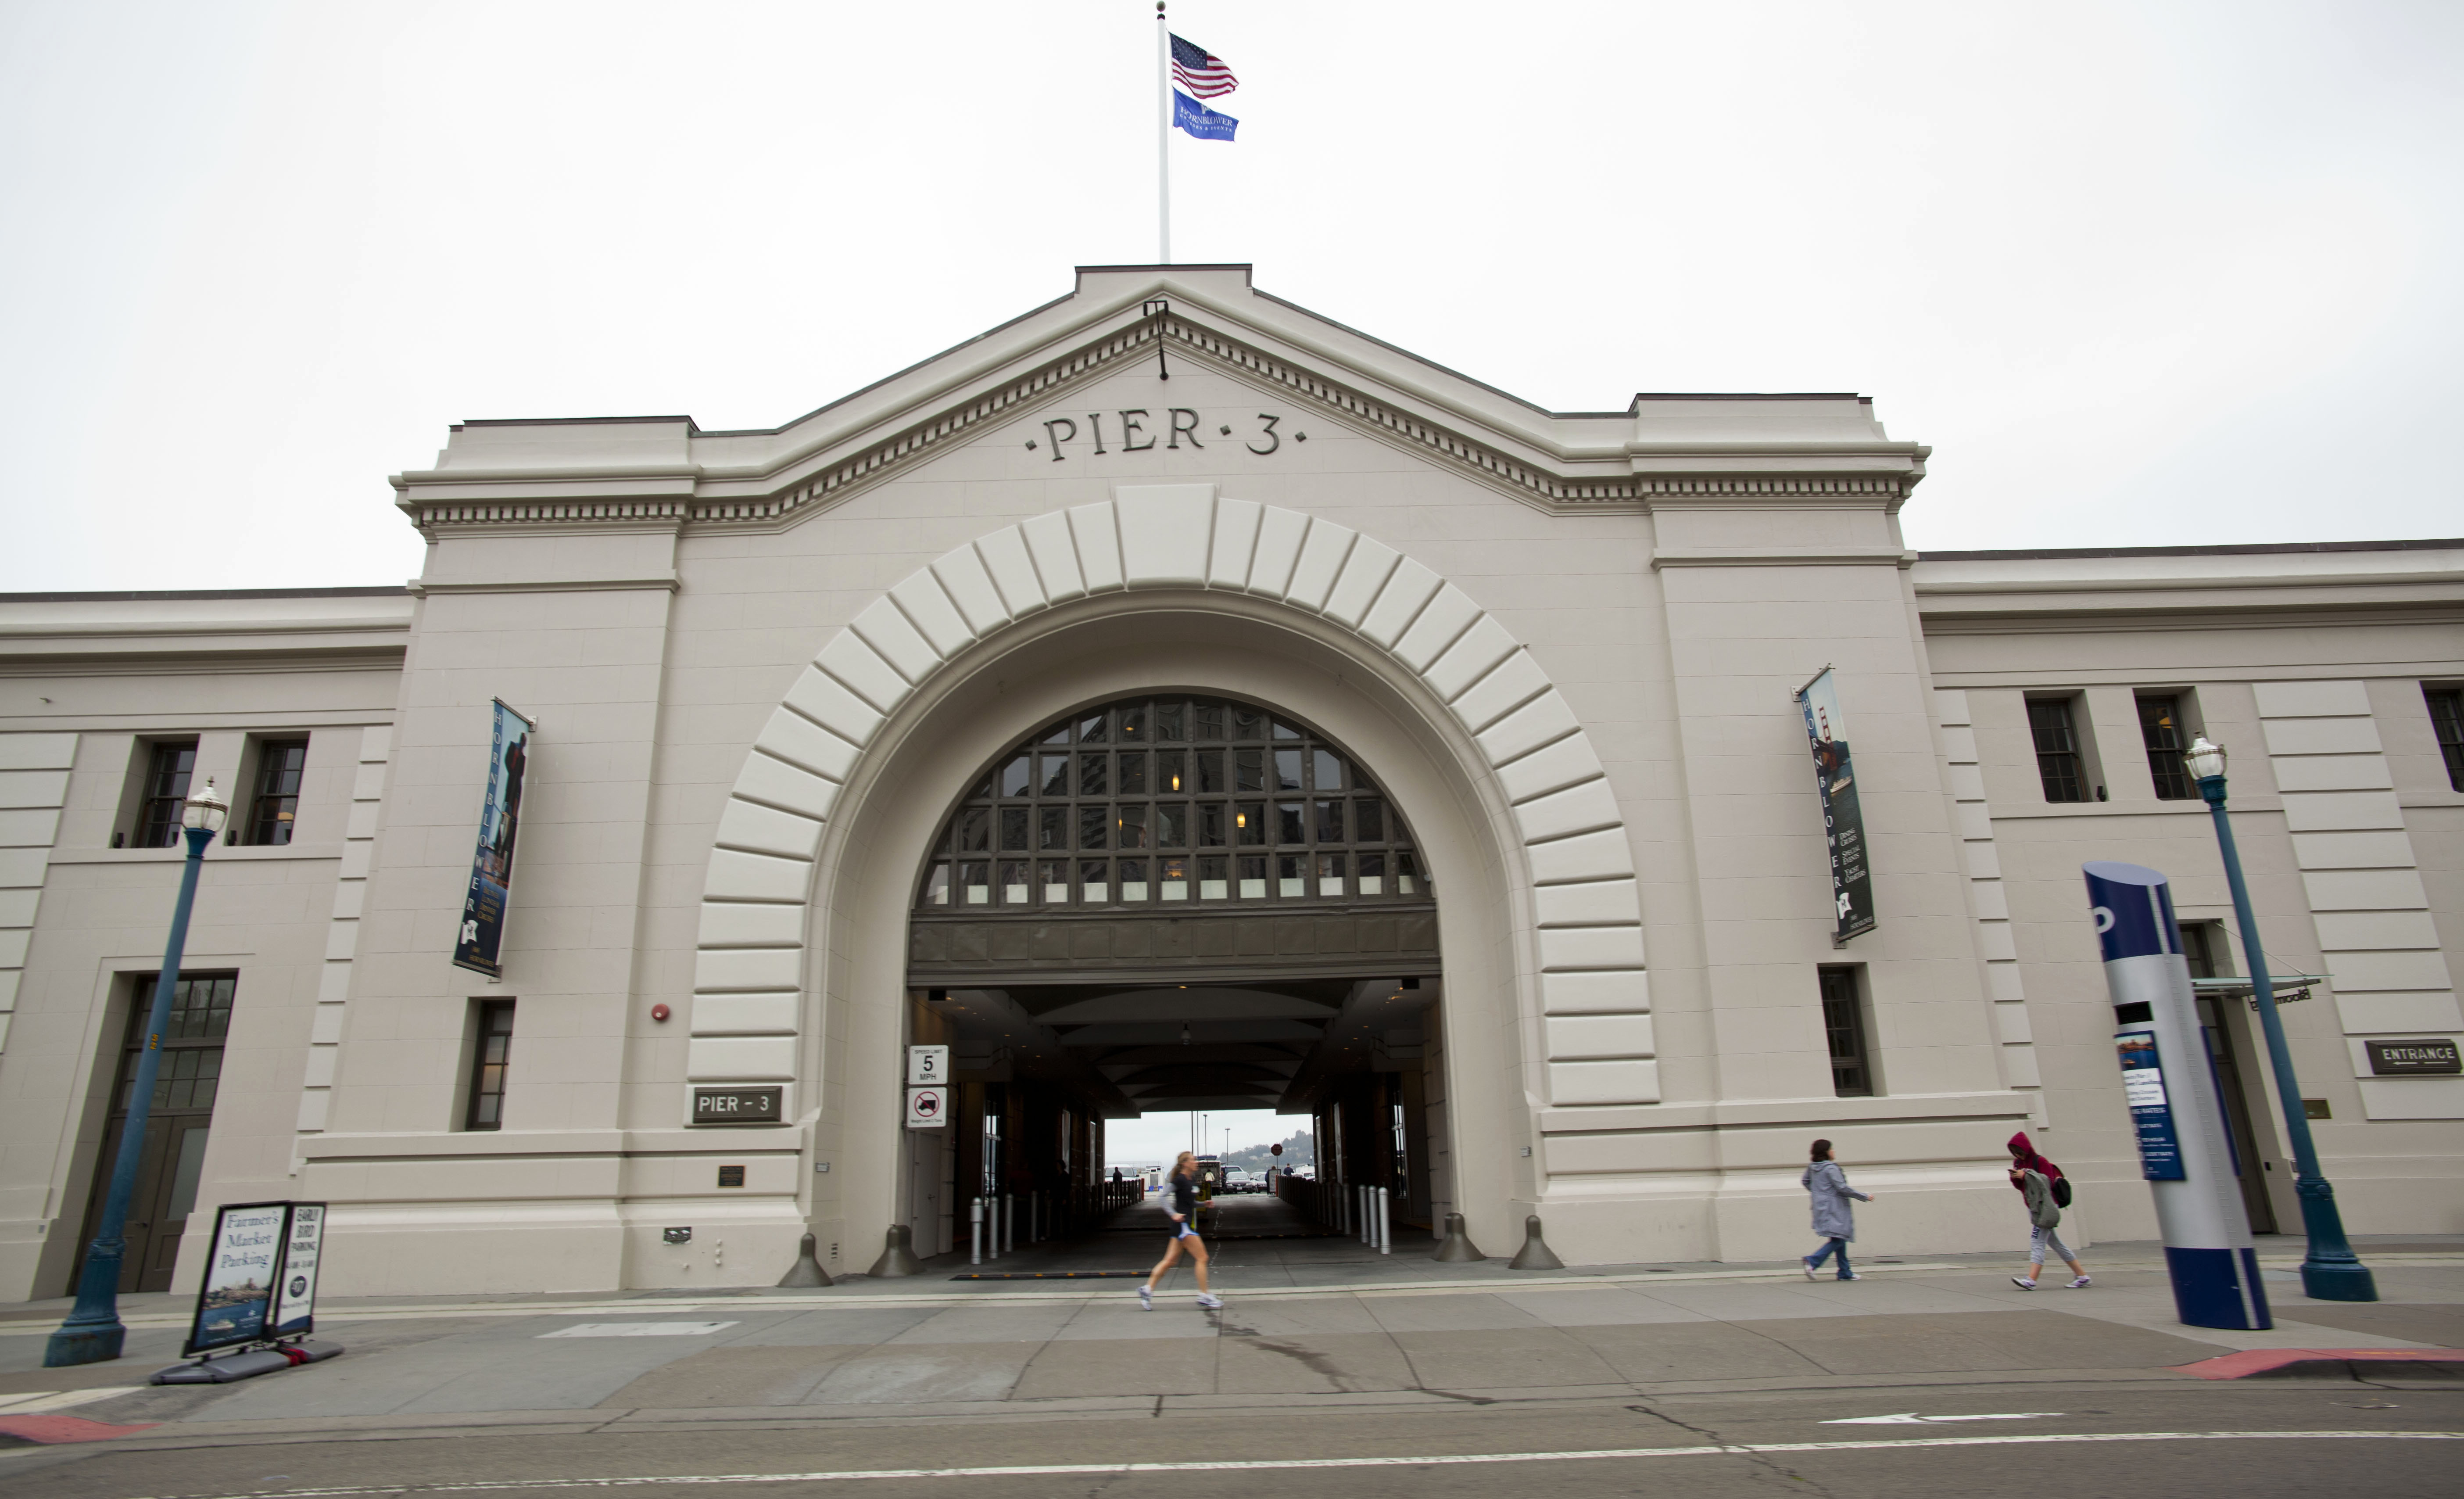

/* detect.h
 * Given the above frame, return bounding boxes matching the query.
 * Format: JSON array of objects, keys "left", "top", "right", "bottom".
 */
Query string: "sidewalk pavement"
[{"left": 3, "top": 1210, "right": 2459, "bottom": 1449}]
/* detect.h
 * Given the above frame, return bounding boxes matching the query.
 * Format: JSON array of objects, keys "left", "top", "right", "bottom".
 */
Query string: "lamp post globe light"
[
  {"left": 46, "top": 777, "right": 231, "bottom": 1367},
  {"left": 2185, "top": 735, "right": 2377, "bottom": 1302}
]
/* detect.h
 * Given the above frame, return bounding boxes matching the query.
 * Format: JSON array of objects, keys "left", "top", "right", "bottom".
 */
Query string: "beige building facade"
[{"left": 2, "top": 265, "right": 2459, "bottom": 1301}]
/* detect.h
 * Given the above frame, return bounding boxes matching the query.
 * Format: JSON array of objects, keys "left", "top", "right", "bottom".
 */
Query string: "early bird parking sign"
[{"left": 906, "top": 1086, "right": 946, "bottom": 1129}]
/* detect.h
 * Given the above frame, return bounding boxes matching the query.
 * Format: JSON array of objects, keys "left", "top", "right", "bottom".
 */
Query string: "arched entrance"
[
  {"left": 689, "top": 486, "right": 1655, "bottom": 1276},
  {"left": 903, "top": 691, "right": 1443, "bottom": 1260}
]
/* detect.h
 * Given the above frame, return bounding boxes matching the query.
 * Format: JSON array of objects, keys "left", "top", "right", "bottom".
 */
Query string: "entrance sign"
[
  {"left": 1794, "top": 668, "right": 1875, "bottom": 945},
  {"left": 906, "top": 1086, "right": 947, "bottom": 1129},
  {"left": 2084, "top": 861, "right": 2270, "bottom": 1330},
  {"left": 452, "top": 700, "right": 535, "bottom": 978},
  {"left": 907, "top": 1045, "right": 949, "bottom": 1086},
  {"left": 2366, "top": 1039, "right": 2460, "bottom": 1076},
  {"left": 692, "top": 1086, "right": 782, "bottom": 1125},
  {"left": 185, "top": 1201, "right": 328, "bottom": 1356},
  {"left": 269, "top": 1202, "right": 325, "bottom": 1338}
]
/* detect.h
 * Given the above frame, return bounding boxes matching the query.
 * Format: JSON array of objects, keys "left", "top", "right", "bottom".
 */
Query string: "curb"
[{"left": 2173, "top": 1348, "right": 2464, "bottom": 1381}]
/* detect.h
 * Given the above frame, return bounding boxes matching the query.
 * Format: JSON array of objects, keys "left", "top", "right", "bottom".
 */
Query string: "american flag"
[{"left": 1170, "top": 34, "right": 1237, "bottom": 98}]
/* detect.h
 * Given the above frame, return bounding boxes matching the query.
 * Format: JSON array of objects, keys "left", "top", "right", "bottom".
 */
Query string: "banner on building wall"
[
  {"left": 452, "top": 700, "right": 534, "bottom": 978},
  {"left": 1795, "top": 667, "right": 1876, "bottom": 945}
]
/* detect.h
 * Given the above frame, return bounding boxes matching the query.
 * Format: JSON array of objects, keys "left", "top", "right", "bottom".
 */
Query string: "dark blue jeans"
[{"left": 1807, "top": 1237, "right": 1852, "bottom": 1278}]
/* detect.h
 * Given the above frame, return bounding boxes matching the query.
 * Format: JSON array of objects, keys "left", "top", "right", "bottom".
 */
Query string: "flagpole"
[{"left": 1156, "top": 1, "right": 1170, "bottom": 263}]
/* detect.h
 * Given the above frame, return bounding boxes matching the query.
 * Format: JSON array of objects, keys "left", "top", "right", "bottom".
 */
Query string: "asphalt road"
[{"left": 7, "top": 1381, "right": 2459, "bottom": 1499}]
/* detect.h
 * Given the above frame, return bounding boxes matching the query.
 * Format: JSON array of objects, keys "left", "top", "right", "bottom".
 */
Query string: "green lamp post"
[
  {"left": 2184, "top": 735, "right": 2376, "bottom": 1302},
  {"left": 47, "top": 776, "right": 231, "bottom": 1366}
]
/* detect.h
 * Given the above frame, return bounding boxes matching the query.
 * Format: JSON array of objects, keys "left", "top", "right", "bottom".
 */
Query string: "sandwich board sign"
[{"left": 186, "top": 1200, "right": 327, "bottom": 1356}]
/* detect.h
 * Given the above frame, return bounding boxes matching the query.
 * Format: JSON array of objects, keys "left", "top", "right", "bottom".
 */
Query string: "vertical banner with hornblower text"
[
  {"left": 452, "top": 700, "right": 534, "bottom": 978},
  {"left": 1795, "top": 667, "right": 1876, "bottom": 945}
]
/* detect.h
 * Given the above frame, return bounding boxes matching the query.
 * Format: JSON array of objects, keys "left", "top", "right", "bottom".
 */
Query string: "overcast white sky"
[{"left": 4, "top": 1, "right": 2459, "bottom": 593}]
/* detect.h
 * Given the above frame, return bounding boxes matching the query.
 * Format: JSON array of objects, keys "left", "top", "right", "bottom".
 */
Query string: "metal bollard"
[
  {"left": 1378, "top": 1187, "right": 1391, "bottom": 1254},
  {"left": 1003, "top": 1193, "right": 1014, "bottom": 1254},
  {"left": 971, "top": 1198, "right": 984, "bottom": 1266},
  {"left": 1030, "top": 1191, "right": 1039, "bottom": 1243},
  {"left": 1358, "top": 1186, "right": 1370, "bottom": 1243}
]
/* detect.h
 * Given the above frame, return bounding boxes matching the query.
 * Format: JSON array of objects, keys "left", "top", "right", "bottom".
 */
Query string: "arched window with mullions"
[{"left": 917, "top": 694, "right": 1432, "bottom": 912}]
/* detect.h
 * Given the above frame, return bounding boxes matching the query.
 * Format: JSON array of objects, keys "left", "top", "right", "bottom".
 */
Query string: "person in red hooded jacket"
[{"left": 2007, "top": 1131, "right": 2088, "bottom": 1289}]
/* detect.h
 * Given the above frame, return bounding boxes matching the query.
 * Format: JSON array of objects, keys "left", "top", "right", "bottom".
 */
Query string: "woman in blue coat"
[{"left": 1800, "top": 1137, "right": 1874, "bottom": 1281}]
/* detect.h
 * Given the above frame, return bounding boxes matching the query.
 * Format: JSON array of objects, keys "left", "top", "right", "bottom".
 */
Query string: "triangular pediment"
[{"left": 394, "top": 265, "right": 1925, "bottom": 531}]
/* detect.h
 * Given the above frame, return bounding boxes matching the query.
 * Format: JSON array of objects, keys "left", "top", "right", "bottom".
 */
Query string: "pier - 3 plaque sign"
[{"left": 1025, "top": 410, "right": 1305, "bottom": 462}]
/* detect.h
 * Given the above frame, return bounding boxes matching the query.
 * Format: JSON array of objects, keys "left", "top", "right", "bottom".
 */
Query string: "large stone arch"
[{"left": 687, "top": 484, "right": 1654, "bottom": 1250}]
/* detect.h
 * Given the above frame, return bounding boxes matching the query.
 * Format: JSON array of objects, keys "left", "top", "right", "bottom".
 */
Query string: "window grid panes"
[
  {"left": 248, "top": 739, "right": 309, "bottom": 845},
  {"left": 1818, "top": 966, "right": 1872, "bottom": 1097},
  {"left": 2027, "top": 698, "right": 2088, "bottom": 803},
  {"left": 2137, "top": 696, "right": 2193, "bottom": 800},
  {"left": 113, "top": 974, "right": 236, "bottom": 1113},
  {"left": 466, "top": 1001, "right": 516, "bottom": 1130},
  {"left": 919, "top": 695, "right": 1429, "bottom": 911},
  {"left": 2428, "top": 688, "right": 2464, "bottom": 793},
  {"left": 133, "top": 740, "right": 198, "bottom": 848}
]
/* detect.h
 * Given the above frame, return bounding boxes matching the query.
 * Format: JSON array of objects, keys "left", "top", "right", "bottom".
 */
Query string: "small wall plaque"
[
  {"left": 716, "top": 1165, "right": 746, "bottom": 1188},
  {"left": 2366, "top": 1039, "right": 2461, "bottom": 1076},
  {"left": 693, "top": 1086, "right": 783, "bottom": 1125},
  {"left": 663, "top": 1226, "right": 691, "bottom": 1244}
]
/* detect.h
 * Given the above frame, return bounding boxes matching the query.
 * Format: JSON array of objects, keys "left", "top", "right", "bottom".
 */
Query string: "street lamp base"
[
  {"left": 2299, "top": 1260, "right": 2379, "bottom": 1303},
  {"left": 43, "top": 1319, "right": 126, "bottom": 1368}
]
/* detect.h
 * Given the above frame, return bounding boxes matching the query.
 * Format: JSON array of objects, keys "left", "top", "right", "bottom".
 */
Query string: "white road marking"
[
  {"left": 535, "top": 1322, "right": 739, "bottom": 1339},
  {"left": 0, "top": 1387, "right": 145, "bottom": 1415},
  {"left": 1823, "top": 1412, "right": 2062, "bottom": 1425},
  {"left": 125, "top": 1431, "right": 2464, "bottom": 1498}
]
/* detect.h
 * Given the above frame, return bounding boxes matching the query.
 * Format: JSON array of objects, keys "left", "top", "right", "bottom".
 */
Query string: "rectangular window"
[
  {"left": 1118, "top": 857, "right": 1149, "bottom": 901},
  {"left": 2027, "top": 698, "right": 2088, "bottom": 803},
  {"left": 1818, "top": 967, "right": 1873, "bottom": 1097},
  {"left": 999, "top": 807, "right": 1030, "bottom": 851},
  {"left": 133, "top": 739, "right": 199, "bottom": 848},
  {"left": 1000, "top": 860, "right": 1029, "bottom": 904},
  {"left": 2137, "top": 695, "right": 2194, "bottom": 800},
  {"left": 466, "top": 1000, "right": 515, "bottom": 1130},
  {"left": 1186, "top": 749, "right": 1214, "bottom": 795},
  {"left": 1198, "top": 855, "right": 1228, "bottom": 900},
  {"left": 2428, "top": 687, "right": 2464, "bottom": 792},
  {"left": 1117, "top": 752, "right": 1147, "bottom": 795},
  {"left": 1041, "top": 860, "right": 1070, "bottom": 904},
  {"left": 245, "top": 738, "right": 309, "bottom": 845}
]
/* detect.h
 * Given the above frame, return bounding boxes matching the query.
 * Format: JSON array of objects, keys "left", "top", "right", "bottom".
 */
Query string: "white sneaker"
[
  {"left": 2011, "top": 1277, "right": 2037, "bottom": 1290},
  {"left": 1137, "top": 1285, "right": 1152, "bottom": 1311},
  {"left": 1802, "top": 1259, "right": 1820, "bottom": 1281},
  {"left": 2069, "top": 1275, "right": 2092, "bottom": 1289},
  {"left": 1195, "top": 1293, "right": 1223, "bottom": 1309}
]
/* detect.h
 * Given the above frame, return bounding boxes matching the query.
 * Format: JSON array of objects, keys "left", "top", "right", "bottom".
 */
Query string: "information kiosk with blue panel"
[{"left": 2083, "top": 861, "right": 2271, "bottom": 1330}]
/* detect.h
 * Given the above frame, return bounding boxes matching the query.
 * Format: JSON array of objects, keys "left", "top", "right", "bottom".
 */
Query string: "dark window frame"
[
  {"left": 465, "top": 1000, "right": 516, "bottom": 1131},
  {"left": 132, "top": 739, "right": 200, "bottom": 848},
  {"left": 2428, "top": 686, "right": 2464, "bottom": 793},
  {"left": 113, "top": 972, "right": 239, "bottom": 1115},
  {"left": 917, "top": 694, "right": 1427, "bottom": 912},
  {"left": 245, "top": 737, "right": 311, "bottom": 846},
  {"left": 2136, "top": 693, "right": 2195, "bottom": 800},
  {"left": 2026, "top": 697, "right": 2089, "bottom": 803},
  {"left": 1818, "top": 965, "right": 1874, "bottom": 1097}
]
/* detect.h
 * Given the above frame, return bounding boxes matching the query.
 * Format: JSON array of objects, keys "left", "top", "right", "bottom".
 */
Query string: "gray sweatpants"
[{"left": 2030, "top": 1225, "right": 2075, "bottom": 1265}]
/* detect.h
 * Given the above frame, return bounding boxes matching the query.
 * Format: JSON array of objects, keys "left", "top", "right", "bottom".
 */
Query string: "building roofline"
[
  {"left": 1916, "top": 538, "right": 2464, "bottom": 562},
  {"left": 0, "top": 586, "right": 412, "bottom": 604}
]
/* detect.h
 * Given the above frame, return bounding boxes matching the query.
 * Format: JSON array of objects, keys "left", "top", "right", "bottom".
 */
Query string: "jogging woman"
[{"left": 1139, "top": 1151, "right": 1221, "bottom": 1310}]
